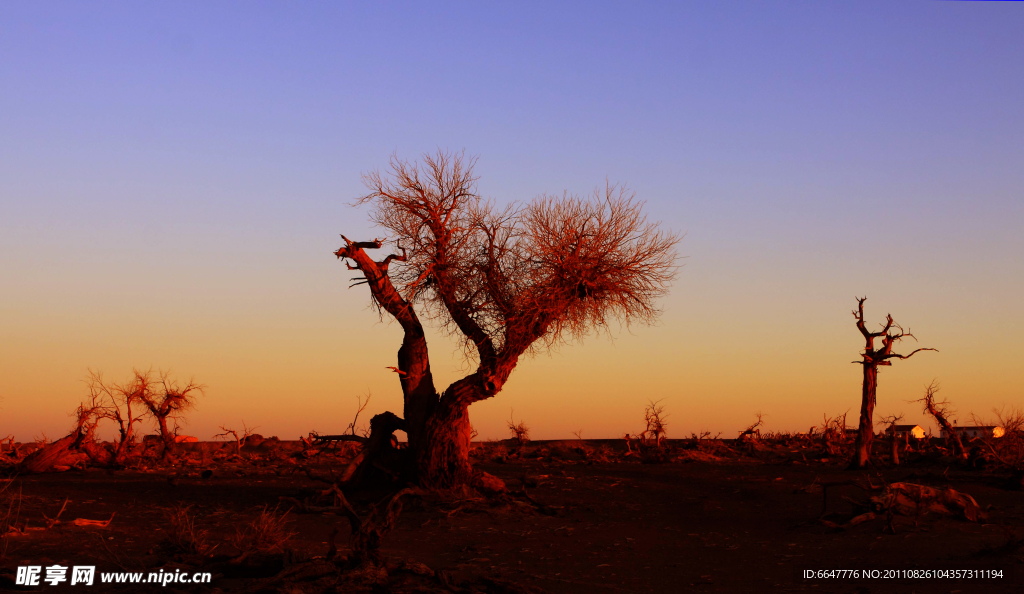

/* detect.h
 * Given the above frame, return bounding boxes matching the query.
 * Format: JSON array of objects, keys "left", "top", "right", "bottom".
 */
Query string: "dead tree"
[
  {"left": 141, "top": 371, "right": 204, "bottom": 460},
  {"left": 849, "top": 297, "right": 936, "bottom": 469},
  {"left": 971, "top": 407, "right": 1024, "bottom": 472},
  {"left": 507, "top": 409, "right": 530, "bottom": 446},
  {"left": 216, "top": 423, "right": 257, "bottom": 456},
  {"left": 819, "top": 412, "right": 849, "bottom": 456},
  {"left": 739, "top": 413, "right": 764, "bottom": 442},
  {"left": 917, "top": 381, "right": 966, "bottom": 459},
  {"left": 644, "top": 399, "right": 668, "bottom": 447},
  {"left": 335, "top": 151, "right": 679, "bottom": 489},
  {"left": 18, "top": 398, "right": 105, "bottom": 474},
  {"left": 880, "top": 413, "right": 905, "bottom": 466},
  {"left": 88, "top": 369, "right": 151, "bottom": 465},
  {"left": 346, "top": 392, "right": 372, "bottom": 437}
]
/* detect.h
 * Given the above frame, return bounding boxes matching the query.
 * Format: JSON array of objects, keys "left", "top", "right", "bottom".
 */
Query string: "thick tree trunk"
[
  {"left": 396, "top": 325, "right": 438, "bottom": 454},
  {"left": 417, "top": 389, "right": 474, "bottom": 489},
  {"left": 157, "top": 416, "right": 174, "bottom": 460},
  {"left": 347, "top": 373, "right": 510, "bottom": 491},
  {"left": 851, "top": 364, "right": 877, "bottom": 469},
  {"left": 335, "top": 236, "right": 518, "bottom": 491},
  {"left": 112, "top": 425, "right": 132, "bottom": 466}
]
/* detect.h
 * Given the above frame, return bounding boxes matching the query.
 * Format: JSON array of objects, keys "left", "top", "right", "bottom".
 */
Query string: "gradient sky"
[{"left": 2, "top": 2, "right": 1022, "bottom": 442}]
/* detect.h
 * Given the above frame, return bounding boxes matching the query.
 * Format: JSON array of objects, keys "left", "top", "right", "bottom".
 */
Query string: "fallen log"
[
  {"left": 17, "top": 433, "right": 81, "bottom": 474},
  {"left": 871, "top": 482, "right": 983, "bottom": 522}
]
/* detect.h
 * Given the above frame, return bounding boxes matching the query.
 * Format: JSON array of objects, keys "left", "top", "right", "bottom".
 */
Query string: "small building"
[
  {"left": 888, "top": 425, "right": 926, "bottom": 439},
  {"left": 939, "top": 425, "right": 1005, "bottom": 439},
  {"left": 142, "top": 434, "right": 199, "bottom": 443}
]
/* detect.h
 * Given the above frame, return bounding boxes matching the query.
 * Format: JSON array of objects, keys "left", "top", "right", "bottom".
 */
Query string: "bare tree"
[
  {"left": 739, "top": 413, "right": 764, "bottom": 441},
  {"left": 849, "top": 297, "right": 936, "bottom": 469},
  {"left": 141, "top": 371, "right": 205, "bottom": 460},
  {"left": 345, "top": 392, "right": 372, "bottom": 437},
  {"left": 917, "top": 380, "right": 966, "bottom": 459},
  {"left": 216, "top": 423, "right": 257, "bottom": 456},
  {"left": 335, "top": 151, "right": 679, "bottom": 489},
  {"left": 643, "top": 399, "right": 668, "bottom": 447},
  {"left": 87, "top": 369, "right": 151, "bottom": 465},
  {"left": 972, "top": 406, "right": 1024, "bottom": 471},
  {"left": 879, "top": 413, "right": 905, "bottom": 466},
  {"left": 507, "top": 409, "right": 530, "bottom": 445},
  {"left": 818, "top": 411, "right": 849, "bottom": 456},
  {"left": 17, "top": 394, "right": 106, "bottom": 474}
]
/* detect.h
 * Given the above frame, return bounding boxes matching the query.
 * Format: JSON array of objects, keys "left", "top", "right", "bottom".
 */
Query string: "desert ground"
[{"left": 2, "top": 436, "right": 1022, "bottom": 593}]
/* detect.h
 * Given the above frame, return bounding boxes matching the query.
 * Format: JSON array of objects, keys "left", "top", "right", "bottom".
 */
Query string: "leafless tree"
[
  {"left": 916, "top": 380, "right": 966, "bottom": 459},
  {"left": 739, "top": 413, "right": 764, "bottom": 442},
  {"left": 849, "top": 297, "right": 936, "bottom": 469},
  {"left": 141, "top": 371, "right": 205, "bottom": 460},
  {"left": 879, "top": 413, "right": 905, "bottom": 466},
  {"left": 17, "top": 394, "right": 106, "bottom": 474},
  {"left": 971, "top": 406, "right": 1024, "bottom": 470},
  {"left": 87, "top": 369, "right": 151, "bottom": 465},
  {"left": 335, "top": 151, "right": 679, "bottom": 488},
  {"left": 818, "top": 411, "right": 850, "bottom": 456},
  {"left": 345, "top": 392, "right": 372, "bottom": 437},
  {"left": 643, "top": 399, "right": 668, "bottom": 446},
  {"left": 216, "top": 423, "right": 257, "bottom": 456},
  {"left": 507, "top": 409, "right": 530, "bottom": 446}
]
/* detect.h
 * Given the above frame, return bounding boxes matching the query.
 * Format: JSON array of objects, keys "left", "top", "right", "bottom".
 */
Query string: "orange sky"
[{"left": 2, "top": 236, "right": 1020, "bottom": 442}]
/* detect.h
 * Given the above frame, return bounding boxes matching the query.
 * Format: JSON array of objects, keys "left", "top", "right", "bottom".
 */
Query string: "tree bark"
[
  {"left": 417, "top": 381, "right": 476, "bottom": 489},
  {"left": 928, "top": 406, "right": 967, "bottom": 459},
  {"left": 156, "top": 415, "right": 174, "bottom": 460},
  {"left": 852, "top": 365, "right": 877, "bottom": 468}
]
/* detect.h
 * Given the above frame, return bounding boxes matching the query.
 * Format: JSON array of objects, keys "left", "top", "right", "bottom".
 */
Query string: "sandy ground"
[{"left": 1, "top": 439, "right": 1022, "bottom": 593}]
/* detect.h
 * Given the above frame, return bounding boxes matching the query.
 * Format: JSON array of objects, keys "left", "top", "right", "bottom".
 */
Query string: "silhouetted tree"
[
  {"left": 917, "top": 380, "right": 966, "bottom": 459},
  {"left": 216, "top": 423, "right": 257, "bottom": 456},
  {"left": 880, "top": 413, "right": 905, "bottom": 466},
  {"left": 850, "top": 297, "right": 936, "bottom": 469},
  {"left": 336, "top": 151, "right": 679, "bottom": 489},
  {"left": 141, "top": 371, "right": 204, "bottom": 459},
  {"left": 88, "top": 368, "right": 151, "bottom": 465}
]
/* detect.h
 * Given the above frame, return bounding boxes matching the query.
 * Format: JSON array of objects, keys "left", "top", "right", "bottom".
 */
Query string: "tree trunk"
[
  {"left": 891, "top": 433, "right": 900, "bottom": 466},
  {"left": 157, "top": 416, "right": 174, "bottom": 460},
  {"left": 851, "top": 364, "right": 877, "bottom": 468},
  {"left": 937, "top": 418, "right": 967, "bottom": 459},
  {"left": 417, "top": 396, "right": 473, "bottom": 489},
  {"left": 113, "top": 427, "right": 131, "bottom": 466},
  {"left": 396, "top": 325, "right": 438, "bottom": 454}
]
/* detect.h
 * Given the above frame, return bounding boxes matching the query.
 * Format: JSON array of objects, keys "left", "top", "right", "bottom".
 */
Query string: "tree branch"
[{"left": 883, "top": 347, "right": 939, "bottom": 360}]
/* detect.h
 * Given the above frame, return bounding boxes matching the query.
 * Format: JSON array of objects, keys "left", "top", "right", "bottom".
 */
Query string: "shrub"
[
  {"left": 232, "top": 506, "right": 296, "bottom": 556},
  {"left": 167, "top": 505, "right": 217, "bottom": 556}
]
